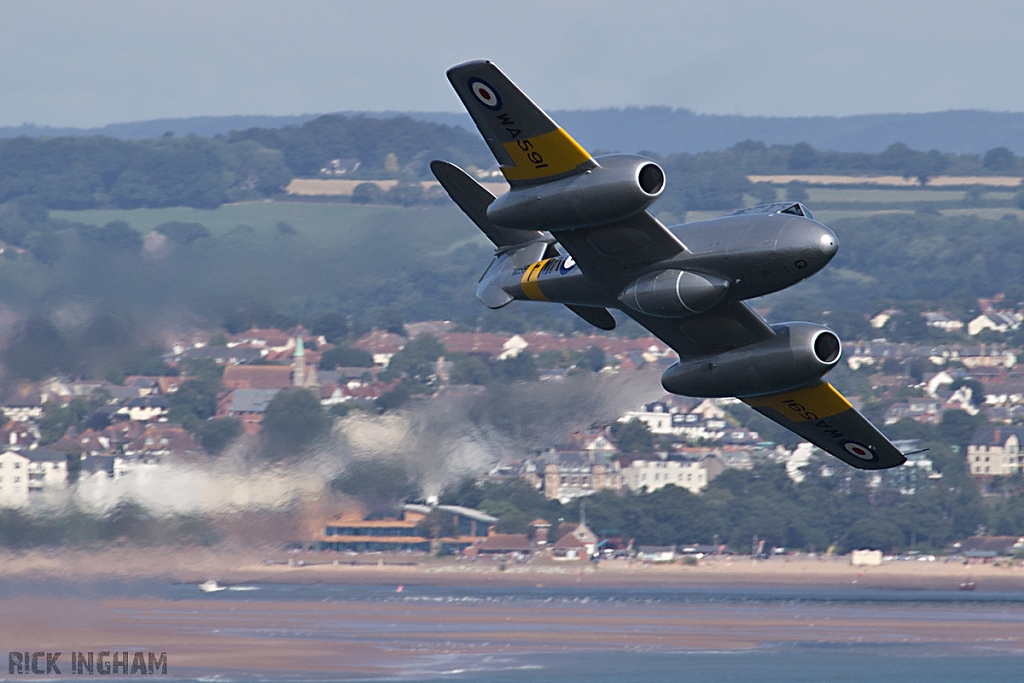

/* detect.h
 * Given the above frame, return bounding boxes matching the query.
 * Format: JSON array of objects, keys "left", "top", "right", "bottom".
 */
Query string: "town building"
[
  {"left": 25, "top": 448, "right": 68, "bottom": 493},
  {"left": 967, "top": 426, "right": 1024, "bottom": 476},
  {"left": 116, "top": 396, "right": 169, "bottom": 422},
  {"left": 540, "top": 452, "right": 622, "bottom": 502},
  {"left": 316, "top": 503, "right": 496, "bottom": 553},
  {"left": 621, "top": 457, "right": 709, "bottom": 494},
  {"left": 0, "top": 450, "right": 30, "bottom": 505},
  {"left": 217, "top": 388, "right": 281, "bottom": 434}
]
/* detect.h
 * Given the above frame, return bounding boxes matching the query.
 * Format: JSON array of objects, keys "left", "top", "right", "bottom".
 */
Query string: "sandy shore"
[
  {"left": 1, "top": 545, "right": 1020, "bottom": 591},
  {"left": 3, "top": 547, "right": 1024, "bottom": 677},
  {"left": 2, "top": 581, "right": 1023, "bottom": 677}
]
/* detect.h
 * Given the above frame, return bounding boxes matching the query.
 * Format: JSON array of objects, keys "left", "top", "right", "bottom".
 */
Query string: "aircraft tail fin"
[
  {"left": 432, "top": 159, "right": 616, "bottom": 329},
  {"left": 446, "top": 61, "right": 596, "bottom": 187}
]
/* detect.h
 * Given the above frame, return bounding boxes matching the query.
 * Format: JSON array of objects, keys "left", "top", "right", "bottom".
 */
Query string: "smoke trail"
[{"left": 17, "top": 368, "right": 665, "bottom": 520}]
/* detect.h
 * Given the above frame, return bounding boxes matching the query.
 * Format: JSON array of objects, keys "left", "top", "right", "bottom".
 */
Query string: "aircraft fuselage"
[{"left": 499, "top": 212, "right": 838, "bottom": 311}]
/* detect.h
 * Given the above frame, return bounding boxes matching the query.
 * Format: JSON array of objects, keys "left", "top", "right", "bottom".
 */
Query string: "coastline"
[
  {"left": 1, "top": 546, "right": 1020, "bottom": 592},
  {"left": 3, "top": 547, "right": 1024, "bottom": 679}
]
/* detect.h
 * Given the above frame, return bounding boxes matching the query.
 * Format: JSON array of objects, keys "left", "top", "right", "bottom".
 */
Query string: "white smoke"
[{"left": 25, "top": 368, "right": 665, "bottom": 516}]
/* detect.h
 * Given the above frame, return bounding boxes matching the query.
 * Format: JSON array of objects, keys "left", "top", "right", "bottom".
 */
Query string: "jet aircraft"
[{"left": 431, "top": 61, "right": 906, "bottom": 470}]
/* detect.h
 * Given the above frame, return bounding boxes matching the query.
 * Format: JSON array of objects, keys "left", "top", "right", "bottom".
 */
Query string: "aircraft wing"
[
  {"left": 627, "top": 302, "right": 776, "bottom": 359},
  {"left": 446, "top": 60, "right": 686, "bottom": 282},
  {"left": 743, "top": 382, "right": 907, "bottom": 470}
]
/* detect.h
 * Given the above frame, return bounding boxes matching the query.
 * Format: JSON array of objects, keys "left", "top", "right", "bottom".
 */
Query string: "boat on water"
[
  {"left": 199, "top": 580, "right": 226, "bottom": 593},
  {"left": 958, "top": 581, "right": 976, "bottom": 591}
]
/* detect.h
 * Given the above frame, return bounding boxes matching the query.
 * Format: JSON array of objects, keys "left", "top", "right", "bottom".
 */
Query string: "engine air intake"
[
  {"left": 813, "top": 331, "right": 841, "bottom": 364},
  {"left": 638, "top": 163, "right": 665, "bottom": 195}
]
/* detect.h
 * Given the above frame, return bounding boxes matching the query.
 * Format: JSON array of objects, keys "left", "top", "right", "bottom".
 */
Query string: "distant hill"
[{"left": 6, "top": 109, "right": 1024, "bottom": 155}]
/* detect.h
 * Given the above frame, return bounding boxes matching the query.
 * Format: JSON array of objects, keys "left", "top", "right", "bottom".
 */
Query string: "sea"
[{"left": 1, "top": 579, "right": 1022, "bottom": 682}]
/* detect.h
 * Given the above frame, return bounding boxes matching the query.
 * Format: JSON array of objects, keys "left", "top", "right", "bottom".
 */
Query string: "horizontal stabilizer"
[
  {"left": 430, "top": 160, "right": 543, "bottom": 247},
  {"left": 744, "top": 382, "right": 906, "bottom": 470},
  {"left": 446, "top": 61, "right": 596, "bottom": 187},
  {"left": 565, "top": 304, "right": 616, "bottom": 331}
]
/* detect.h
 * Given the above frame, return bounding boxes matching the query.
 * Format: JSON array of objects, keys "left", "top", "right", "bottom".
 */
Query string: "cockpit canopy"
[{"left": 726, "top": 202, "right": 814, "bottom": 220}]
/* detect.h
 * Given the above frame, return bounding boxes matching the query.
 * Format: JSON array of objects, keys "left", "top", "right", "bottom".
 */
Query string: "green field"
[
  {"left": 805, "top": 187, "right": 968, "bottom": 203},
  {"left": 52, "top": 201, "right": 483, "bottom": 247}
]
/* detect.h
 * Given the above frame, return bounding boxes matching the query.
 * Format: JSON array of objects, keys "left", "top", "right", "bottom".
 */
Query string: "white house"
[
  {"left": 923, "top": 311, "right": 963, "bottom": 333},
  {"left": 0, "top": 450, "right": 30, "bottom": 506},
  {"left": 967, "top": 427, "right": 1024, "bottom": 476},
  {"left": 498, "top": 334, "right": 529, "bottom": 360},
  {"left": 968, "top": 312, "right": 1022, "bottom": 336},
  {"left": 618, "top": 403, "right": 675, "bottom": 435},
  {"left": 25, "top": 448, "right": 67, "bottom": 493},
  {"left": 622, "top": 458, "right": 708, "bottom": 494},
  {"left": 116, "top": 396, "right": 169, "bottom": 422}
]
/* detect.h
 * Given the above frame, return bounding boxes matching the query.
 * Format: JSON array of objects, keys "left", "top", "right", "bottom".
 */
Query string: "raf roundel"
[
  {"left": 842, "top": 440, "right": 876, "bottom": 462},
  {"left": 469, "top": 78, "right": 502, "bottom": 110}
]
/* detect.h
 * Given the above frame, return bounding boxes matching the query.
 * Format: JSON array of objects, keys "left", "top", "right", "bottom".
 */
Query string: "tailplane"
[{"left": 429, "top": 160, "right": 542, "bottom": 247}]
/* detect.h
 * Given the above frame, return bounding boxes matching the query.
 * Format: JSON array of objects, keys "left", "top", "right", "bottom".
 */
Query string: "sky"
[{"left": 1, "top": 1, "right": 1023, "bottom": 128}]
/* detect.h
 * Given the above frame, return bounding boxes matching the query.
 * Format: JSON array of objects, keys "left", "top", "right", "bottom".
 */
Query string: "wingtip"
[{"left": 446, "top": 59, "right": 493, "bottom": 76}]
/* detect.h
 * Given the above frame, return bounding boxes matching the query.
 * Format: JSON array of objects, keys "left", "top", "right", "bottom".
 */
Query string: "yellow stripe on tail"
[{"left": 500, "top": 129, "right": 592, "bottom": 183}]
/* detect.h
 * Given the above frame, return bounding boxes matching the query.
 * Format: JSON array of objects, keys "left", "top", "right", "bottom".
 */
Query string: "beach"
[
  {"left": 1, "top": 545, "right": 1020, "bottom": 591},
  {"left": 3, "top": 548, "right": 1024, "bottom": 681}
]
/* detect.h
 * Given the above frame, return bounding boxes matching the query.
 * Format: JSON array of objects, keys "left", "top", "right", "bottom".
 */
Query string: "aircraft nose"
[
  {"left": 775, "top": 218, "right": 838, "bottom": 273},
  {"left": 817, "top": 224, "right": 838, "bottom": 259}
]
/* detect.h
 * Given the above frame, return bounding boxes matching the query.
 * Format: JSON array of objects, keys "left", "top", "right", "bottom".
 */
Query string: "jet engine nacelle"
[
  {"left": 619, "top": 269, "right": 730, "bottom": 317},
  {"left": 660, "top": 322, "right": 842, "bottom": 398},
  {"left": 486, "top": 154, "right": 664, "bottom": 231}
]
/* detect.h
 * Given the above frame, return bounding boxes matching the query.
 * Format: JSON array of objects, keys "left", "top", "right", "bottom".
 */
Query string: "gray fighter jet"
[{"left": 431, "top": 60, "right": 905, "bottom": 470}]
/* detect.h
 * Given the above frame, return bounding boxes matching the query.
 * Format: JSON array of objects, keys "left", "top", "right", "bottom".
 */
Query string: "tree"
[
  {"left": 261, "top": 388, "right": 330, "bottom": 454},
  {"left": 351, "top": 182, "right": 384, "bottom": 204},
  {"left": 155, "top": 221, "right": 210, "bottom": 245},
  {"left": 38, "top": 397, "right": 99, "bottom": 444},
  {"left": 80, "top": 221, "right": 143, "bottom": 251},
  {"left": 611, "top": 419, "right": 654, "bottom": 453},
  {"left": 788, "top": 142, "right": 817, "bottom": 171},
  {"left": 386, "top": 181, "right": 424, "bottom": 207},
  {"left": 785, "top": 182, "right": 809, "bottom": 203},
  {"left": 495, "top": 352, "right": 538, "bottom": 382},
  {"left": 3, "top": 318, "right": 75, "bottom": 380},
  {"left": 750, "top": 182, "right": 777, "bottom": 204},
  {"left": 949, "top": 378, "right": 984, "bottom": 408},
  {"left": 449, "top": 354, "right": 492, "bottom": 385},
  {"left": 937, "top": 409, "right": 987, "bottom": 449},
  {"left": 310, "top": 312, "right": 348, "bottom": 343},
  {"left": 380, "top": 334, "right": 444, "bottom": 382},
  {"left": 167, "top": 378, "right": 218, "bottom": 429},
  {"left": 414, "top": 509, "right": 458, "bottom": 540},
  {"left": 24, "top": 230, "right": 62, "bottom": 266},
  {"left": 377, "top": 309, "right": 407, "bottom": 336},
  {"left": 195, "top": 417, "right": 243, "bottom": 455},
  {"left": 983, "top": 146, "right": 1015, "bottom": 172},
  {"left": 318, "top": 345, "right": 373, "bottom": 369},
  {"left": 579, "top": 346, "right": 606, "bottom": 372},
  {"left": 376, "top": 381, "right": 411, "bottom": 413}
]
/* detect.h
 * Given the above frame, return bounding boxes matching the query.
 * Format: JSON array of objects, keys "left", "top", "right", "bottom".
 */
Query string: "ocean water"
[{"left": 2, "top": 580, "right": 1023, "bottom": 682}]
